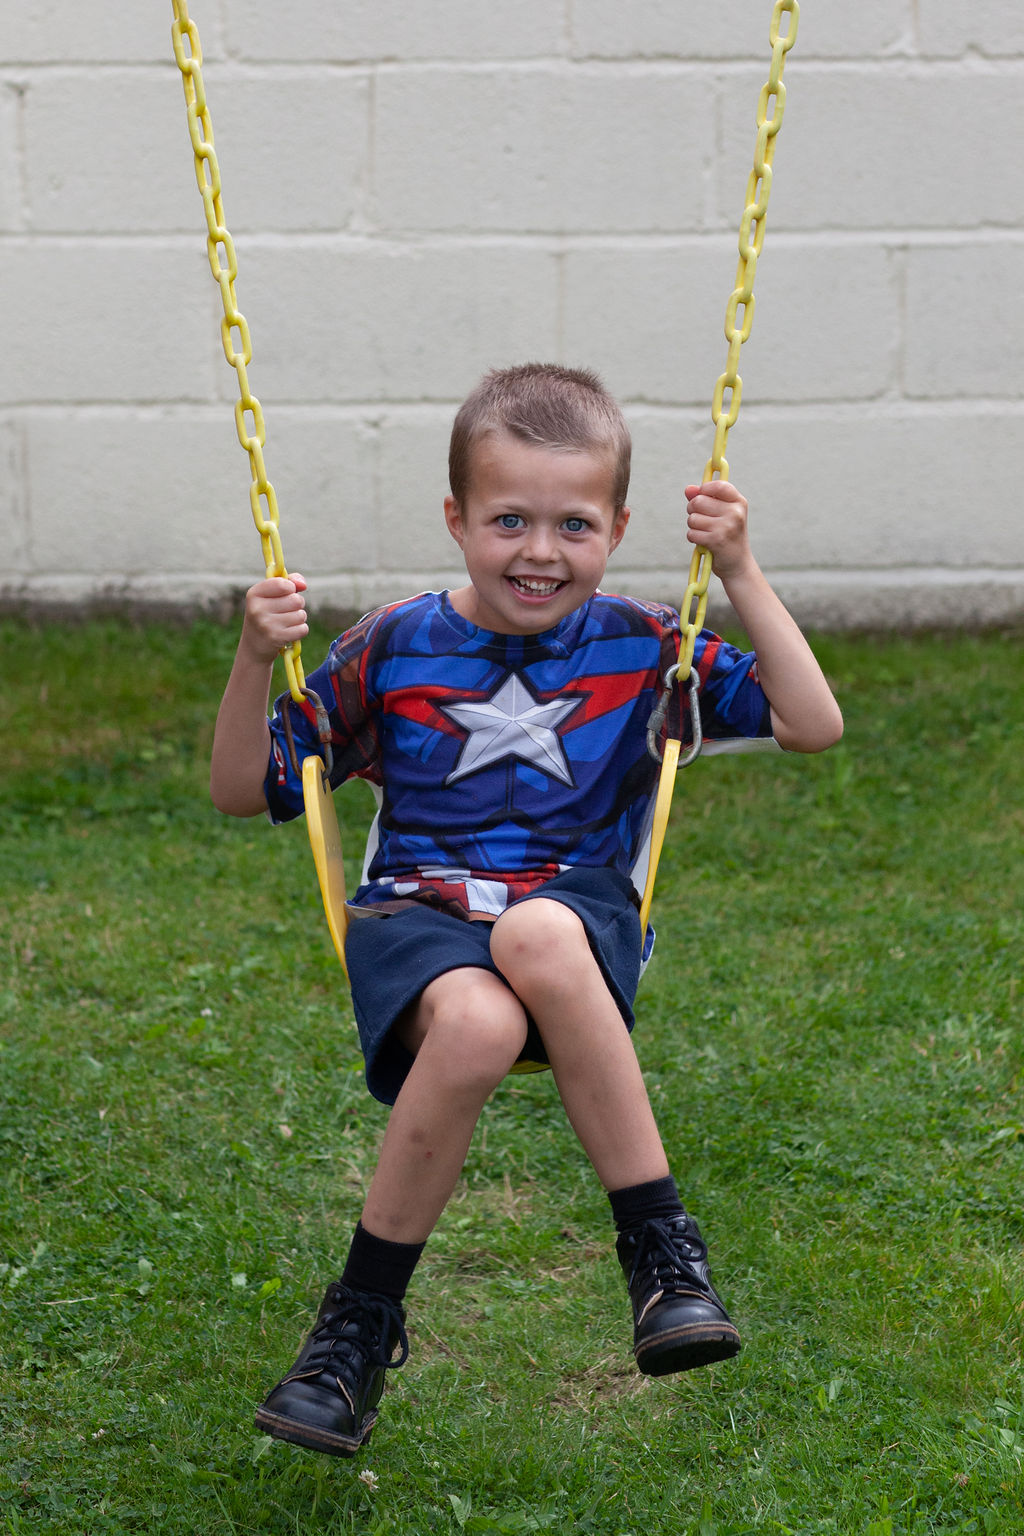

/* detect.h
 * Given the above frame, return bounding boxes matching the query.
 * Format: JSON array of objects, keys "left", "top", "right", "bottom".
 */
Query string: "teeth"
[{"left": 512, "top": 576, "right": 562, "bottom": 594}]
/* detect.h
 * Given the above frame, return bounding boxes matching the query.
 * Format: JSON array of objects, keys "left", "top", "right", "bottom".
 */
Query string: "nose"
[{"left": 523, "top": 522, "right": 557, "bottom": 563}]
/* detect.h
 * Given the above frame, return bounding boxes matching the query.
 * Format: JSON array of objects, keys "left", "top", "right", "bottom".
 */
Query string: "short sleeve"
[
  {"left": 691, "top": 631, "right": 773, "bottom": 743},
  {"left": 263, "top": 610, "right": 385, "bottom": 824}
]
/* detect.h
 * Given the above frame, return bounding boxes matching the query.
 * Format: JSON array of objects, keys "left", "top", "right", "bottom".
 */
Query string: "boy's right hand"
[{"left": 240, "top": 574, "right": 310, "bottom": 665}]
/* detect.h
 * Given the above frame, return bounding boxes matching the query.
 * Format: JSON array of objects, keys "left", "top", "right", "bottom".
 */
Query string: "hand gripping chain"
[
  {"left": 171, "top": 1, "right": 333, "bottom": 771},
  {"left": 638, "top": 0, "right": 797, "bottom": 936},
  {"left": 648, "top": 0, "right": 799, "bottom": 767}
]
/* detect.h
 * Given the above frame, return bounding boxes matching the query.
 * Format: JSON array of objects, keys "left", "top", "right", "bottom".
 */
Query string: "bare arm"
[
  {"left": 210, "top": 574, "right": 311, "bottom": 816},
  {"left": 684, "top": 483, "right": 843, "bottom": 753}
]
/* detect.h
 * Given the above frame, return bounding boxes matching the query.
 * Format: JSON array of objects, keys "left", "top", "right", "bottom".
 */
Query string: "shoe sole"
[
  {"left": 254, "top": 1404, "right": 376, "bottom": 1457},
  {"left": 636, "top": 1321, "right": 742, "bottom": 1377}
]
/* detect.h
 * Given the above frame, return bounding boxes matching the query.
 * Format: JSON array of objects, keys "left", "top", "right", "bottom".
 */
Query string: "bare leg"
[
  {"left": 359, "top": 967, "right": 529, "bottom": 1244},
  {"left": 256, "top": 969, "right": 529, "bottom": 1455},
  {"left": 489, "top": 898, "right": 669, "bottom": 1191}
]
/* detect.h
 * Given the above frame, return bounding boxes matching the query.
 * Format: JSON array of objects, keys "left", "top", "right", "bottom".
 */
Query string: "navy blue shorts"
[{"left": 344, "top": 866, "right": 643, "bottom": 1105}]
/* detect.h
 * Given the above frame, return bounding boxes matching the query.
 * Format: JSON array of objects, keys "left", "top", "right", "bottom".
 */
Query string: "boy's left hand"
[{"left": 684, "top": 481, "right": 752, "bottom": 580}]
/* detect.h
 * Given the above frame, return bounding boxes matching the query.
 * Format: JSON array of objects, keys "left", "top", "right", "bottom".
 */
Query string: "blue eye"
[
  {"left": 563, "top": 517, "right": 588, "bottom": 533},
  {"left": 498, "top": 514, "right": 524, "bottom": 529}
]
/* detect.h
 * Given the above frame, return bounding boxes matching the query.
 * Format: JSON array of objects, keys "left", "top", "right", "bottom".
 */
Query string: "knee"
[
  {"left": 490, "top": 899, "right": 589, "bottom": 995},
  {"left": 417, "top": 973, "right": 528, "bottom": 1095}
]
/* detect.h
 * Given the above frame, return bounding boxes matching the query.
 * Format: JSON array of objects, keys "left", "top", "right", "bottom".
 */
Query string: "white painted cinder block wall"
[{"left": 2, "top": 1, "right": 1023, "bottom": 630}]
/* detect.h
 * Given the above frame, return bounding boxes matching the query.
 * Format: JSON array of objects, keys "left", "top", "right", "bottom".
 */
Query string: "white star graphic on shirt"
[{"left": 442, "top": 674, "right": 580, "bottom": 786}]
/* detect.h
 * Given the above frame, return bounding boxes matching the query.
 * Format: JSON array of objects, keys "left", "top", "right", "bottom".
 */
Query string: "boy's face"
[{"left": 444, "top": 432, "right": 629, "bottom": 636}]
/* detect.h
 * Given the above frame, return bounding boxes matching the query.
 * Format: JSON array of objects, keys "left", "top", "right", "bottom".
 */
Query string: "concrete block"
[
  {"left": 563, "top": 238, "right": 898, "bottom": 406},
  {"left": 905, "top": 243, "right": 1024, "bottom": 398},
  {"left": 4, "top": 7, "right": 1023, "bottom": 622},
  {"left": 0, "top": 86, "right": 21, "bottom": 233},
  {"left": 713, "top": 67, "right": 810, "bottom": 237},
  {"left": 24, "top": 69, "right": 369, "bottom": 234},
  {"left": 374, "top": 67, "right": 715, "bottom": 234},
  {"left": 571, "top": 0, "right": 911, "bottom": 61},
  {"left": 372, "top": 409, "right": 464, "bottom": 572},
  {"left": 178, "top": 71, "right": 371, "bottom": 236},
  {"left": 234, "top": 242, "right": 560, "bottom": 404},
  {"left": 918, "top": 1, "right": 1024, "bottom": 57},
  {"left": 722, "top": 407, "right": 1024, "bottom": 570},
  {"left": 608, "top": 408, "right": 710, "bottom": 574},
  {"left": 718, "top": 67, "right": 1024, "bottom": 231},
  {"left": 759, "top": 569, "right": 1024, "bottom": 634},
  {"left": 596, "top": 405, "right": 799, "bottom": 596},
  {"left": 23, "top": 407, "right": 375, "bottom": 579},
  {"left": 224, "top": 0, "right": 564, "bottom": 61},
  {"left": 593, "top": 403, "right": 1024, "bottom": 584},
  {"left": 25, "top": 411, "right": 246, "bottom": 577},
  {"left": 266, "top": 408, "right": 379, "bottom": 574},
  {"left": 0, "top": 242, "right": 219, "bottom": 404},
  {"left": 0, "top": 2, "right": 176, "bottom": 63},
  {"left": 0, "top": 418, "right": 28, "bottom": 568},
  {"left": 563, "top": 240, "right": 742, "bottom": 407},
  {"left": 792, "top": 3, "right": 914, "bottom": 58},
  {"left": 743, "top": 239, "right": 900, "bottom": 403},
  {"left": 23, "top": 71, "right": 199, "bottom": 235}
]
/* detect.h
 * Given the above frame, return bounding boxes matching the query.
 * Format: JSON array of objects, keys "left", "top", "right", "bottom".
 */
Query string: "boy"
[{"left": 211, "top": 363, "right": 842, "bottom": 1457}]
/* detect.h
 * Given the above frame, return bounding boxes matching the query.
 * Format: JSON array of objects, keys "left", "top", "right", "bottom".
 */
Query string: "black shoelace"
[
  {"left": 306, "top": 1286, "right": 410, "bottom": 1381},
  {"left": 630, "top": 1219, "right": 708, "bottom": 1297}
]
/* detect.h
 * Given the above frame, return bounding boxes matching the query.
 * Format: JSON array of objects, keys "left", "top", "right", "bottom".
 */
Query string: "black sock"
[
  {"left": 341, "top": 1221, "right": 425, "bottom": 1302},
  {"left": 608, "top": 1175, "right": 684, "bottom": 1233}
]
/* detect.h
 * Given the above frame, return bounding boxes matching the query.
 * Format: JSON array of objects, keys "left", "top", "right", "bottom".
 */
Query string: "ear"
[
  {"left": 608, "top": 506, "right": 630, "bottom": 555},
  {"left": 444, "top": 495, "right": 465, "bottom": 548}
]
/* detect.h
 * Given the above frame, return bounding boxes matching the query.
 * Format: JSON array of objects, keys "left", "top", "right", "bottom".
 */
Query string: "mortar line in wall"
[
  {"left": 31, "top": 55, "right": 995, "bottom": 83},
  {"left": 7, "top": 399, "right": 1023, "bottom": 422},
  {"left": 356, "top": 57, "right": 1024, "bottom": 77},
  {"left": 3, "top": 55, "right": 1024, "bottom": 81},
  {"left": 7, "top": 229, "right": 1021, "bottom": 256}
]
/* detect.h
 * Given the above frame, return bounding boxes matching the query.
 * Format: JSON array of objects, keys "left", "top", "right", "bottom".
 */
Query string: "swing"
[{"left": 171, "top": 0, "right": 799, "bottom": 986}]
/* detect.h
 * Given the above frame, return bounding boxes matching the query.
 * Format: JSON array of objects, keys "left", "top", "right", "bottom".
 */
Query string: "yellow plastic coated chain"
[
  {"left": 171, "top": 1, "right": 306, "bottom": 705},
  {"left": 639, "top": 0, "right": 798, "bottom": 934},
  {"left": 674, "top": 0, "right": 799, "bottom": 688}
]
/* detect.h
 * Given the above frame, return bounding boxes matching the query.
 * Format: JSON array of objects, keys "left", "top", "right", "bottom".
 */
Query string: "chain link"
[
  {"left": 651, "top": 0, "right": 798, "bottom": 761},
  {"left": 171, "top": 1, "right": 306, "bottom": 705}
]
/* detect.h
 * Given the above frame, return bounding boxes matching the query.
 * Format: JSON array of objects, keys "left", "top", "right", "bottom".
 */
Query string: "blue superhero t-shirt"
[{"left": 264, "top": 590, "right": 772, "bottom": 919}]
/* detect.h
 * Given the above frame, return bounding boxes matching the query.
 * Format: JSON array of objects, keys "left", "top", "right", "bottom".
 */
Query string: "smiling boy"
[{"left": 210, "top": 363, "right": 842, "bottom": 1457}]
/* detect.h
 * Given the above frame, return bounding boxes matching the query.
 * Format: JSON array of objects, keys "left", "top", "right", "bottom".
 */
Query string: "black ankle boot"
[
  {"left": 616, "top": 1212, "right": 741, "bottom": 1376},
  {"left": 255, "top": 1282, "right": 409, "bottom": 1456}
]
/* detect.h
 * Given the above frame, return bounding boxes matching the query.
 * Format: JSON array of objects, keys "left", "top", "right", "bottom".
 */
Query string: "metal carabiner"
[
  {"left": 646, "top": 663, "right": 703, "bottom": 769},
  {"left": 280, "top": 685, "right": 335, "bottom": 780}
]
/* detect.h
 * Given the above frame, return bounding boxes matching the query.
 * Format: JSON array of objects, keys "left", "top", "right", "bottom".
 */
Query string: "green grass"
[{"left": 1, "top": 619, "right": 1022, "bottom": 1535}]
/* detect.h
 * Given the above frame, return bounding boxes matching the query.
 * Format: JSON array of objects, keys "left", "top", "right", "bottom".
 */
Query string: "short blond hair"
[{"left": 448, "top": 363, "right": 631, "bottom": 513}]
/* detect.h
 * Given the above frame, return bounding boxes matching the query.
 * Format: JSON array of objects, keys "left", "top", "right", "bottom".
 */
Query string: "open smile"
[{"left": 507, "top": 575, "right": 568, "bottom": 598}]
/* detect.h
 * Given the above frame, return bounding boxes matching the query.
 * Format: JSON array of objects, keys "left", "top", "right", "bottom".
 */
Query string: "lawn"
[{"left": 1, "top": 619, "right": 1022, "bottom": 1535}]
